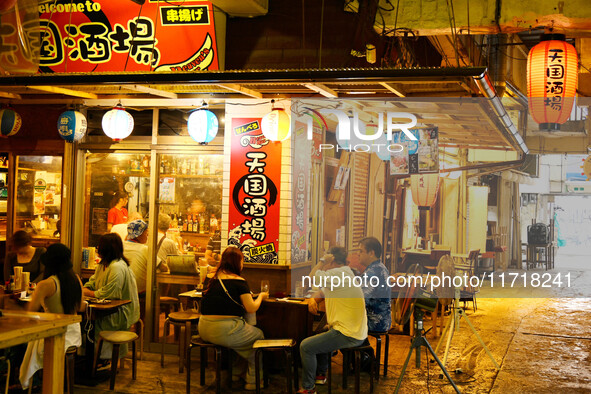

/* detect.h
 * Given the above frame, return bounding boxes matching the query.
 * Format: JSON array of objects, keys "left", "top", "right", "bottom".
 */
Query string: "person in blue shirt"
[{"left": 359, "top": 237, "right": 392, "bottom": 333}]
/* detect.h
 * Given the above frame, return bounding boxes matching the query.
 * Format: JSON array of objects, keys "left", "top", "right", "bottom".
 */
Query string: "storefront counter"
[{"left": 242, "top": 261, "right": 312, "bottom": 298}]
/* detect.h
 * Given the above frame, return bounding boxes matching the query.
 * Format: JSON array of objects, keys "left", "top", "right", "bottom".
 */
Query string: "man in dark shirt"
[{"left": 359, "top": 237, "right": 392, "bottom": 332}]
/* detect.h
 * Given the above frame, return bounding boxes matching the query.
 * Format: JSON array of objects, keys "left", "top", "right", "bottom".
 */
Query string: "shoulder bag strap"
[{"left": 218, "top": 278, "right": 246, "bottom": 310}]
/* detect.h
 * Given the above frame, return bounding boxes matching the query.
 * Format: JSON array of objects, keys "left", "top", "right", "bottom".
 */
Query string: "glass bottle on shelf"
[
  {"left": 187, "top": 214, "right": 193, "bottom": 232},
  {"left": 182, "top": 214, "right": 188, "bottom": 232},
  {"left": 142, "top": 154, "right": 150, "bottom": 172},
  {"left": 177, "top": 213, "right": 183, "bottom": 231},
  {"left": 198, "top": 213, "right": 206, "bottom": 234},
  {"left": 197, "top": 157, "right": 204, "bottom": 175},
  {"left": 203, "top": 160, "right": 210, "bottom": 175},
  {"left": 201, "top": 214, "right": 210, "bottom": 233}
]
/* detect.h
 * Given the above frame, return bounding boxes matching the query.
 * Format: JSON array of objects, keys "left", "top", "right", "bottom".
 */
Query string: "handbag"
[{"left": 218, "top": 279, "right": 257, "bottom": 325}]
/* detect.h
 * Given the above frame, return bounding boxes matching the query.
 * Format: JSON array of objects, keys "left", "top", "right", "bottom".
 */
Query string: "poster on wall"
[
  {"left": 36, "top": 0, "right": 219, "bottom": 73},
  {"left": 291, "top": 121, "right": 310, "bottom": 264},
  {"left": 228, "top": 118, "right": 281, "bottom": 264},
  {"left": 389, "top": 127, "right": 438, "bottom": 175}
]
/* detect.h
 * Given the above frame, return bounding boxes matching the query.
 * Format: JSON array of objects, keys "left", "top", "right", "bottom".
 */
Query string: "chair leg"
[
  {"left": 255, "top": 349, "right": 262, "bottom": 394},
  {"left": 200, "top": 346, "right": 207, "bottom": 386},
  {"left": 110, "top": 344, "right": 120, "bottom": 390},
  {"left": 369, "top": 350, "right": 375, "bottom": 394},
  {"left": 179, "top": 323, "right": 187, "bottom": 373},
  {"left": 137, "top": 319, "right": 144, "bottom": 361},
  {"left": 327, "top": 352, "right": 332, "bottom": 394},
  {"left": 186, "top": 344, "right": 193, "bottom": 394},
  {"left": 285, "top": 349, "right": 293, "bottom": 394},
  {"left": 161, "top": 319, "right": 169, "bottom": 367},
  {"left": 384, "top": 334, "right": 390, "bottom": 377},
  {"left": 375, "top": 336, "right": 382, "bottom": 381},
  {"left": 215, "top": 348, "right": 222, "bottom": 394},
  {"left": 132, "top": 340, "right": 137, "bottom": 380},
  {"left": 292, "top": 347, "right": 299, "bottom": 393},
  {"left": 66, "top": 351, "right": 75, "bottom": 393},
  {"left": 342, "top": 350, "right": 349, "bottom": 389},
  {"left": 354, "top": 351, "right": 361, "bottom": 394},
  {"left": 92, "top": 338, "right": 104, "bottom": 378},
  {"left": 227, "top": 349, "right": 233, "bottom": 389}
]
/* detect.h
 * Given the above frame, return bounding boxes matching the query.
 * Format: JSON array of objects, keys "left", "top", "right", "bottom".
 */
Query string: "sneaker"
[
  {"left": 296, "top": 389, "right": 317, "bottom": 394},
  {"left": 314, "top": 374, "right": 327, "bottom": 385}
]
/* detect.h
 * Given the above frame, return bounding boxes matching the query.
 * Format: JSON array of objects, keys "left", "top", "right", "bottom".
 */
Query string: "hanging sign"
[
  {"left": 390, "top": 127, "right": 438, "bottom": 175},
  {"left": 291, "top": 121, "right": 310, "bottom": 264},
  {"left": 228, "top": 118, "right": 282, "bottom": 264},
  {"left": 37, "top": 0, "right": 219, "bottom": 73}
]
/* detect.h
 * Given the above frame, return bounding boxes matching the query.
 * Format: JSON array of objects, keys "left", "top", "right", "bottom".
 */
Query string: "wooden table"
[
  {"left": 177, "top": 291, "right": 314, "bottom": 343},
  {"left": 0, "top": 310, "right": 81, "bottom": 393},
  {"left": 83, "top": 300, "right": 131, "bottom": 373}
]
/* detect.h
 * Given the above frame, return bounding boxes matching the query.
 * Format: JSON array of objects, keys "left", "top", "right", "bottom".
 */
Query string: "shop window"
[
  {"left": 83, "top": 152, "right": 151, "bottom": 250},
  {"left": 14, "top": 155, "right": 63, "bottom": 245}
]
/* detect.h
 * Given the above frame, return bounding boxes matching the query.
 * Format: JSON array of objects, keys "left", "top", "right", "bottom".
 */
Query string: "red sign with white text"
[
  {"left": 38, "top": 0, "right": 218, "bottom": 72},
  {"left": 228, "top": 118, "right": 282, "bottom": 264}
]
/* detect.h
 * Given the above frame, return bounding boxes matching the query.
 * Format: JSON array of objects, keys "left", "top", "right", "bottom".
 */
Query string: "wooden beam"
[
  {"left": 217, "top": 84, "right": 262, "bottom": 98},
  {"left": 379, "top": 82, "right": 406, "bottom": 97},
  {"left": 0, "top": 91, "right": 21, "bottom": 99},
  {"left": 302, "top": 83, "right": 338, "bottom": 98},
  {"left": 127, "top": 84, "right": 178, "bottom": 99},
  {"left": 27, "top": 85, "right": 98, "bottom": 99}
]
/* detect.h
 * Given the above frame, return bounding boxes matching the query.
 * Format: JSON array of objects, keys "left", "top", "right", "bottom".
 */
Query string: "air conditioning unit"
[{"left": 211, "top": 0, "right": 268, "bottom": 17}]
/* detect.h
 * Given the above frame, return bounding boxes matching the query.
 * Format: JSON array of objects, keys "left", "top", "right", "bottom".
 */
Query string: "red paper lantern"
[
  {"left": 527, "top": 34, "right": 578, "bottom": 130},
  {"left": 410, "top": 173, "right": 440, "bottom": 210}
]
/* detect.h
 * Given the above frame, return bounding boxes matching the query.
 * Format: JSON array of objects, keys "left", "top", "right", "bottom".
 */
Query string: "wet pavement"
[{"left": 73, "top": 249, "right": 591, "bottom": 393}]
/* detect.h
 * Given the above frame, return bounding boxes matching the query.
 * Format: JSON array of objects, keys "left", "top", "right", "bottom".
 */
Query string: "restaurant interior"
[{"left": 1, "top": 0, "right": 591, "bottom": 393}]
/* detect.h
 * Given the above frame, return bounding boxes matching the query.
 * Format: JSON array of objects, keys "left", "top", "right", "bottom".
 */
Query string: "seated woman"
[
  {"left": 20, "top": 243, "right": 83, "bottom": 389},
  {"left": 4, "top": 230, "right": 46, "bottom": 284},
  {"left": 83, "top": 233, "right": 140, "bottom": 360},
  {"left": 198, "top": 247, "right": 268, "bottom": 391}
]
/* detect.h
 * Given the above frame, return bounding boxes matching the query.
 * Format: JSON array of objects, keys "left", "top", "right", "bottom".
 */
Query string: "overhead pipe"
[{"left": 473, "top": 71, "right": 529, "bottom": 155}]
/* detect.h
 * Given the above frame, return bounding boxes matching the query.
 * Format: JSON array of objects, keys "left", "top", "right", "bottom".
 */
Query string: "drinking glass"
[{"left": 260, "top": 280, "right": 270, "bottom": 293}]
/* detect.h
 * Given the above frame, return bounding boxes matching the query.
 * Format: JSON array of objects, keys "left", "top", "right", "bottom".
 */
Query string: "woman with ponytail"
[{"left": 19, "top": 243, "right": 84, "bottom": 389}]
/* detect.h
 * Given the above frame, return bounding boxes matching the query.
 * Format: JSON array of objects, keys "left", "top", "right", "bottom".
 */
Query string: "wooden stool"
[
  {"left": 339, "top": 344, "right": 375, "bottom": 393},
  {"left": 131, "top": 319, "right": 144, "bottom": 360},
  {"left": 28, "top": 346, "right": 77, "bottom": 394},
  {"left": 186, "top": 336, "right": 232, "bottom": 394},
  {"left": 368, "top": 331, "right": 390, "bottom": 380},
  {"left": 253, "top": 339, "right": 297, "bottom": 394},
  {"left": 160, "top": 296, "right": 179, "bottom": 317},
  {"left": 161, "top": 311, "right": 200, "bottom": 373},
  {"left": 93, "top": 331, "right": 138, "bottom": 391}
]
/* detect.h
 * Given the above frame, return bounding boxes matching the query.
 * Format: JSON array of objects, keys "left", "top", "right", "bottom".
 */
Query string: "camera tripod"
[
  {"left": 395, "top": 308, "right": 460, "bottom": 394},
  {"left": 434, "top": 290, "right": 500, "bottom": 371}
]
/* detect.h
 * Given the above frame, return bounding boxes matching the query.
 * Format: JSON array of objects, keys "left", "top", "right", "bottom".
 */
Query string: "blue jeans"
[{"left": 299, "top": 329, "right": 365, "bottom": 390}]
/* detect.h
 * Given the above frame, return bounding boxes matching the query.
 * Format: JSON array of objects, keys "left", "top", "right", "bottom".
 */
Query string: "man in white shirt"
[
  {"left": 124, "top": 219, "right": 168, "bottom": 294},
  {"left": 298, "top": 247, "right": 368, "bottom": 394},
  {"left": 111, "top": 212, "right": 143, "bottom": 241}
]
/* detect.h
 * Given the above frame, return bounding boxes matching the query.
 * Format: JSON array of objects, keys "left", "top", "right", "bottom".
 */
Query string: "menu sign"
[
  {"left": 228, "top": 118, "right": 281, "bottom": 264},
  {"left": 390, "top": 127, "right": 438, "bottom": 175},
  {"left": 291, "top": 121, "right": 311, "bottom": 264},
  {"left": 37, "top": 0, "right": 218, "bottom": 73}
]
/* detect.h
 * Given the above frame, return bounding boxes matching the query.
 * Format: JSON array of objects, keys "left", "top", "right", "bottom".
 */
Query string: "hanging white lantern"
[
  {"left": 187, "top": 109, "right": 218, "bottom": 144},
  {"left": 57, "top": 110, "right": 87, "bottom": 142},
  {"left": 410, "top": 173, "right": 440, "bottom": 210},
  {"left": 102, "top": 105, "right": 134, "bottom": 141},
  {"left": 261, "top": 108, "right": 290, "bottom": 141}
]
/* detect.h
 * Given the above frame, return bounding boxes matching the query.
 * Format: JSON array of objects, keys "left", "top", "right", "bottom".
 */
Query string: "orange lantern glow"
[
  {"left": 410, "top": 173, "right": 440, "bottom": 210},
  {"left": 527, "top": 34, "right": 578, "bottom": 131}
]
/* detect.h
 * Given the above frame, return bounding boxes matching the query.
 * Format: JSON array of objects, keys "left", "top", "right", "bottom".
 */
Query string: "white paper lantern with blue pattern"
[
  {"left": 0, "top": 108, "right": 22, "bottom": 138},
  {"left": 57, "top": 110, "right": 87, "bottom": 142},
  {"left": 102, "top": 105, "right": 134, "bottom": 141},
  {"left": 187, "top": 109, "right": 218, "bottom": 143}
]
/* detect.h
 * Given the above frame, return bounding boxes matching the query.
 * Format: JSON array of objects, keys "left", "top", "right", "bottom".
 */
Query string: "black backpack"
[{"left": 527, "top": 223, "right": 550, "bottom": 245}]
